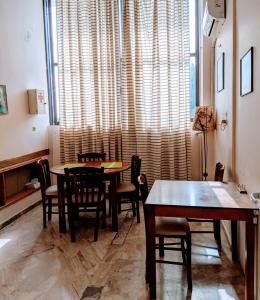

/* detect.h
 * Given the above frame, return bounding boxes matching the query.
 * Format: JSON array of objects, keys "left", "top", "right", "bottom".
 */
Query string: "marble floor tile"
[{"left": 0, "top": 205, "right": 245, "bottom": 300}]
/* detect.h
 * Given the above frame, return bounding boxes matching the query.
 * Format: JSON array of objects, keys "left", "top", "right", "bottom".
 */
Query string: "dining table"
[
  {"left": 50, "top": 160, "right": 130, "bottom": 233},
  {"left": 144, "top": 180, "right": 259, "bottom": 300}
]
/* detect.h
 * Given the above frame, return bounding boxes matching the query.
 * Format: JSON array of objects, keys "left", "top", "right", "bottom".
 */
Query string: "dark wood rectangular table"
[{"left": 144, "top": 180, "right": 259, "bottom": 299}]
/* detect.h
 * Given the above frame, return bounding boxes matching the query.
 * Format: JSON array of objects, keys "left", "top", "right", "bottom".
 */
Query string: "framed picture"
[
  {"left": 217, "top": 52, "right": 225, "bottom": 92},
  {"left": 240, "top": 47, "right": 253, "bottom": 96},
  {"left": 0, "top": 85, "right": 8, "bottom": 114}
]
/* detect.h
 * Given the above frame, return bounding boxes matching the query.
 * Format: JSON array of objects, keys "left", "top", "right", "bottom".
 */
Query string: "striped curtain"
[
  {"left": 57, "top": 0, "right": 192, "bottom": 181},
  {"left": 121, "top": 0, "right": 192, "bottom": 182},
  {"left": 57, "top": 0, "right": 122, "bottom": 162}
]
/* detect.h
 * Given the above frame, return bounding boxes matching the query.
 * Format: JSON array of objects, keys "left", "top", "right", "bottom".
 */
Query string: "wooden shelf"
[
  {"left": 0, "top": 149, "right": 49, "bottom": 173},
  {"left": 0, "top": 149, "right": 49, "bottom": 208},
  {"left": 0, "top": 188, "right": 40, "bottom": 210}
]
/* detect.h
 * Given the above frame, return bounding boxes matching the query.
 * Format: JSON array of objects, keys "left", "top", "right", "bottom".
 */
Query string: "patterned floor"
[{"left": 0, "top": 204, "right": 245, "bottom": 300}]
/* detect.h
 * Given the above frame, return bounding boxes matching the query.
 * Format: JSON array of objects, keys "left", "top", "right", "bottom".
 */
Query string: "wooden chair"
[
  {"left": 78, "top": 152, "right": 111, "bottom": 214},
  {"left": 139, "top": 174, "right": 192, "bottom": 290},
  {"left": 36, "top": 159, "right": 59, "bottom": 228},
  {"left": 187, "top": 162, "right": 225, "bottom": 249},
  {"left": 115, "top": 155, "right": 141, "bottom": 223},
  {"left": 77, "top": 152, "right": 106, "bottom": 162},
  {"left": 65, "top": 166, "right": 106, "bottom": 242}
]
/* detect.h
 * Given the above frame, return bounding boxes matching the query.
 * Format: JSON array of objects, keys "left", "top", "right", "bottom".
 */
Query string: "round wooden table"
[{"left": 50, "top": 161, "right": 130, "bottom": 233}]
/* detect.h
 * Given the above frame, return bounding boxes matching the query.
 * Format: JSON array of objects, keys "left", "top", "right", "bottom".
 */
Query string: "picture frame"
[
  {"left": 217, "top": 52, "right": 225, "bottom": 93},
  {"left": 240, "top": 47, "right": 253, "bottom": 97},
  {"left": 0, "top": 85, "right": 8, "bottom": 114}
]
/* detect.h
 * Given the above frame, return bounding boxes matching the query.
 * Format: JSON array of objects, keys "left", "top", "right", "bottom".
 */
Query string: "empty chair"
[
  {"left": 77, "top": 152, "right": 106, "bottom": 162},
  {"left": 65, "top": 166, "right": 106, "bottom": 242},
  {"left": 77, "top": 152, "right": 111, "bottom": 215},
  {"left": 187, "top": 162, "right": 225, "bottom": 249},
  {"left": 139, "top": 173, "right": 192, "bottom": 289},
  {"left": 115, "top": 155, "right": 141, "bottom": 223},
  {"left": 36, "top": 159, "right": 59, "bottom": 228}
]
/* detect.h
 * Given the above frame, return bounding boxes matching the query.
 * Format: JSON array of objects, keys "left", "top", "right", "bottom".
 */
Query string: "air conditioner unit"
[{"left": 202, "top": 0, "right": 226, "bottom": 39}]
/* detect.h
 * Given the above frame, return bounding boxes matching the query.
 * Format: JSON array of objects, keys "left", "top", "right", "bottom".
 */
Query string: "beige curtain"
[
  {"left": 57, "top": 0, "right": 122, "bottom": 162},
  {"left": 57, "top": 0, "right": 192, "bottom": 181},
  {"left": 121, "top": 0, "right": 192, "bottom": 182}
]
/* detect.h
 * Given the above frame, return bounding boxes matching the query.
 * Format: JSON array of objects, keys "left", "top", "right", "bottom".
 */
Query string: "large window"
[{"left": 44, "top": 0, "right": 199, "bottom": 124}]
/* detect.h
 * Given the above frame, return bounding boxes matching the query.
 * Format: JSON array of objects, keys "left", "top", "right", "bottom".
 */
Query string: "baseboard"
[{"left": 0, "top": 201, "right": 41, "bottom": 231}]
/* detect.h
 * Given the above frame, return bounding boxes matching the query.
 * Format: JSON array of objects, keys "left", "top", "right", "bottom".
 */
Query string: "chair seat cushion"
[
  {"left": 155, "top": 217, "right": 190, "bottom": 236},
  {"left": 45, "top": 185, "right": 58, "bottom": 196},
  {"left": 116, "top": 182, "right": 136, "bottom": 194}
]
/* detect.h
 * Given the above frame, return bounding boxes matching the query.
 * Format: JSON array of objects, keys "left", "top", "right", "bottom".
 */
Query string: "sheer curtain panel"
[
  {"left": 57, "top": 0, "right": 122, "bottom": 162},
  {"left": 57, "top": 0, "right": 192, "bottom": 181},
  {"left": 121, "top": 0, "right": 192, "bottom": 182}
]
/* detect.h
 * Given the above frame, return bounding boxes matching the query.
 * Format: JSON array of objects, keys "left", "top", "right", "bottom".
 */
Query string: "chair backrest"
[
  {"left": 138, "top": 173, "right": 149, "bottom": 204},
  {"left": 214, "top": 162, "right": 225, "bottom": 182},
  {"left": 77, "top": 152, "right": 106, "bottom": 162},
  {"left": 130, "top": 155, "right": 142, "bottom": 188},
  {"left": 65, "top": 166, "right": 104, "bottom": 207},
  {"left": 36, "top": 159, "right": 51, "bottom": 196}
]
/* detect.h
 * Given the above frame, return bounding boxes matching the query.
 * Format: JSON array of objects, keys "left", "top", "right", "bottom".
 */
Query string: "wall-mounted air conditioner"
[{"left": 202, "top": 0, "right": 226, "bottom": 39}]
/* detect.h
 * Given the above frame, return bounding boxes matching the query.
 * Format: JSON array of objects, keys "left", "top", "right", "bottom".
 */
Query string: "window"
[
  {"left": 44, "top": 0, "right": 199, "bottom": 124},
  {"left": 189, "top": 0, "right": 199, "bottom": 117}
]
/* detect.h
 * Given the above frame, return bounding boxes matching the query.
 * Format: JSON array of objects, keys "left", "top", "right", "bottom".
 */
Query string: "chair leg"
[
  {"left": 186, "top": 233, "right": 192, "bottom": 290},
  {"left": 102, "top": 200, "right": 107, "bottom": 229},
  {"left": 42, "top": 199, "right": 47, "bottom": 228},
  {"left": 159, "top": 236, "right": 165, "bottom": 257},
  {"left": 181, "top": 238, "right": 187, "bottom": 265},
  {"left": 47, "top": 197, "right": 52, "bottom": 221},
  {"left": 68, "top": 205, "right": 76, "bottom": 242},
  {"left": 131, "top": 197, "right": 136, "bottom": 217},
  {"left": 118, "top": 197, "right": 122, "bottom": 214},
  {"left": 108, "top": 197, "right": 112, "bottom": 217},
  {"left": 135, "top": 189, "right": 140, "bottom": 222},
  {"left": 214, "top": 220, "right": 222, "bottom": 249},
  {"left": 136, "top": 197, "right": 140, "bottom": 223},
  {"left": 94, "top": 205, "right": 101, "bottom": 242},
  {"left": 108, "top": 185, "right": 112, "bottom": 217}
]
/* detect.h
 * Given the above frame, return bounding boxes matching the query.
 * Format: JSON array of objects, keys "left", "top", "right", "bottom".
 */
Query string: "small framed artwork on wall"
[
  {"left": 0, "top": 85, "right": 8, "bottom": 114},
  {"left": 217, "top": 52, "right": 225, "bottom": 93},
  {"left": 240, "top": 47, "right": 253, "bottom": 97}
]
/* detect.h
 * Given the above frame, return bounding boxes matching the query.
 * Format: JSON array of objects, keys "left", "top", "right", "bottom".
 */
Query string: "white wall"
[
  {"left": 213, "top": 0, "right": 260, "bottom": 297},
  {"left": 214, "top": 0, "right": 234, "bottom": 182},
  {"left": 0, "top": 0, "right": 49, "bottom": 161},
  {"left": 236, "top": 1, "right": 260, "bottom": 293},
  {"left": 213, "top": 0, "right": 235, "bottom": 245},
  {"left": 0, "top": 0, "right": 49, "bottom": 224}
]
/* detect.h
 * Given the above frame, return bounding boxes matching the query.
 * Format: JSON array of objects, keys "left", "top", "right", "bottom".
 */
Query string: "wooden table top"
[
  {"left": 145, "top": 180, "right": 257, "bottom": 210},
  {"left": 50, "top": 161, "right": 130, "bottom": 176}
]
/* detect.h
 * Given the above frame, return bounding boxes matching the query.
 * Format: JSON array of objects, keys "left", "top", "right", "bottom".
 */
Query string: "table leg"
[
  {"left": 144, "top": 205, "right": 150, "bottom": 283},
  {"left": 57, "top": 175, "right": 66, "bottom": 233},
  {"left": 231, "top": 221, "right": 238, "bottom": 262},
  {"left": 110, "top": 174, "right": 118, "bottom": 232},
  {"left": 146, "top": 205, "right": 156, "bottom": 299},
  {"left": 245, "top": 218, "right": 255, "bottom": 300}
]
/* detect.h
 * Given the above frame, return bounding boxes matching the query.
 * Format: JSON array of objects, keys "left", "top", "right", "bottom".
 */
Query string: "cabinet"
[{"left": 28, "top": 89, "right": 46, "bottom": 114}]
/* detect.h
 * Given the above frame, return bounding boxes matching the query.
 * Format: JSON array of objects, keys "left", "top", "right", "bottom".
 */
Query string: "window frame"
[
  {"left": 43, "top": 0, "right": 59, "bottom": 125},
  {"left": 190, "top": 0, "right": 200, "bottom": 116}
]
